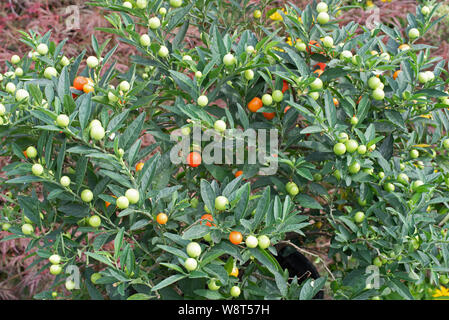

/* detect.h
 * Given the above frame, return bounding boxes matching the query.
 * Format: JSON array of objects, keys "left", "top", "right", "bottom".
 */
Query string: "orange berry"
[
  {"left": 263, "top": 112, "right": 275, "bottom": 120},
  {"left": 73, "top": 76, "right": 88, "bottom": 90},
  {"left": 282, "top": 80, "right": 289, "bottom": 93},
  {"left": 187, "top": 152, "right": 202, "bottom": 168},
  {"left": 83, "top": 84, "right": 94, "bottom": 94},
  {"left": 313, "top": 69, "right": 324, "bottom": 77},
  {"left": 229, "top": 266, "right": 239, "bottom": 277},
  {"left": 229, "top": 231, "right": 243, "bottom": 245},
  {"left": 200, "top": 214, "right": 215, "bottom": 227},
  {"left": 393, "top": 70, "right": 402, "bottom": 80},
  {"left": 235, "top": 170, "right": 243, "bottom": 178},
  {"left": 136, "top": 162, "right": 144, "bottom": 171},
  {"left": 156, "top": 213, "right": 168, "bottom": 225},
  {"left": 23, "top": 151, "right": 28, "bottom": 158},
  {"left": 314, "top": 62, "right": 326, "bottom": 71},
  {"left": 333, "top": 98, "right": 339, "bottom": 106},
  {"left": 284, "top": 106, "right": 291, "bottom": 113},
  {"left": 247, "top": 97, "right": 263, "bottom": 112}
]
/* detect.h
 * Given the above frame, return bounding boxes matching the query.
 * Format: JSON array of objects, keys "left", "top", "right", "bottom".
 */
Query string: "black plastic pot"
[{"left": 275, "top": 245, "right": 324, "bottom": 299}]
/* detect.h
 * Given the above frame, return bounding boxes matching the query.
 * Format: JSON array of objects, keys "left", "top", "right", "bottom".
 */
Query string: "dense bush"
[{"left": 1, "top": 0, "right": 449, "bottom": 300}]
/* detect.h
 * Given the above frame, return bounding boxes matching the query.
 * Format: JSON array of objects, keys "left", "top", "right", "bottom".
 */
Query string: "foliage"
[{"left": 1, "top": 0, "right": 449, "bottom": 300}]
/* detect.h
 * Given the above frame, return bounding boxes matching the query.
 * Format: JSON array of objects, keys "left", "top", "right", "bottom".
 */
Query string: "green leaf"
[
  {"left": 173, "top": 20, "right": 189, "bottom": 51},
  {"left": 385, "top": 110, "right": 405, "bottom": 129},
  {"left": 356, "top": 94, "right": 370, "bottom": 123},
  {"left": 320, "top": 67, "right": 350, "bottom": 82},
  {"left": 324, "top": 90, "right": 337, "bottom": 128},
  {"left": 130, "top": 219, "right": 150, "bottom": 231},
  {"left": 107, "top": 110, "right": 130, "bottom": 133},
  {"left": 296, "top": 194, "right": 323, "bottom": 209},
  {"left": 6, "top": 176, "right": 45, "bottom": 184},
  {"left": 114, "top": 227, "right": 125, "bottom": 260},
  {"left": 182, "top": 225, "right": 211, "bottom": 240},
  {"left": 203, "top": 264, "right": 229, "bottom": 285},
  {"left": 99, "top": 170, "right": 133, "bottom": 189},
  {"left": 236, "top": 103, "right": 249, "bottom": 130},
  {"left": 120, "top": 112, "right": 146, "bottom": 150},
  {"left": 85, "top": 252, "right": 114, "bottom": 268},
  {"left": 300, "top": 126, "right": 323, "bottom": 134},
  {"left": 58, "top": 203, "right": 89, "bottom": 217},
  {"left": 299, "top": 277, "right": 326, "bottom": 300},
  {"left": 284, "top": 47, "right": 308, "bottom": 76},
  {"left": 234, "top": 183, "right": 250, "bottom": 223},
  {"left": 193, "top": 289, "right": 224, "bottom": 300},
  {"left": 160, "top": 263, "right": 185, "bottom": 273},
  {"left": 274, "top": 272, "right": 288, "bottom": 297},
  {"left": 75, "top": 156, "right": 88, "bottom": 193},
  {"left": 249, "top": 247, "right": 283, "bottom": 275},
  {"left": 151, "top": 274, "right": 187, "bottom": 292},
  {"left": 253, "top": 187, "right": 270, "bottom": 230},
  {"left": 200, "top": 179, "right": 216, "bottom": 215},
  {"left": 157, "top": 244, "right": 189, "bottom": 259},
  {"left": 389, "top": 278, "right": 414, "bottom": 300},
  {"left": 78, "top": 93, "right": 93, "bottom": 133},
  {"left": 140, "top": 153, "right": 160, "bottom": 195},
  {"left": 127, "top": 293, "right": 152, "bottom": 300},
  {"left": 200, "top": 249, "right": 226, "bottom": 267},
  {"left": 57, "top": 66, "right": 70, "bottom": 101}
]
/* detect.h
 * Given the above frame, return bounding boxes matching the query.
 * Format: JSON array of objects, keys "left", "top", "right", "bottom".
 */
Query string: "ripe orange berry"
[
  {"left": 282, "top": 80, "right": 289, "bottom": 93},
  {"left": 247, "top": 97, "right": 263, "bottom": 112},
  {"left": 313, "top": 69, "right": 324, "bottom": 77},
  {"left": 229, "top": 266, "right": 239, "bottom": 277},
  {"left": 229, "top": 231, "right": 243, "bottom": 245},
  {"left": 284, "top": 106, "right": 291, "bottom": 113},
  {"left": 156, "top": 213, "right": 168, "bottom": 225},
  {"left": 314, "top": 62, "right": 326, "bottom": 71},
  {"left": 200, "top": 214, "right": 215, "bottom": 227},
  {"left": 393, "top": 70, "right": 402, "bottom": 80},
  {"left": 73, "top": 76, "right": 88, "bottom": 90},
  {"left": 333, "top": 98, "right": 339, "bottom": 106},
  {"left": 83, "top": 84, "right": 94, "bottom": 94},
  {"left": 135, "top": 162, "right": 144, "bottom": 171},
  {"left": 187, "top": 151, "right": 202, "bottom": 168},
  {"left": 263, "top": 112, "right": 275, "bottom": 120},
  {"left": 235, "top": 170, "right": 243, "bottom": 178}
]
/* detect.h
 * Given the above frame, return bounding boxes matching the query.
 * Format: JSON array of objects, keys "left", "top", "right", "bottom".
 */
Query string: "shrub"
[{"left": 1, "top": 0, "right": 449, "bottom": 300}]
